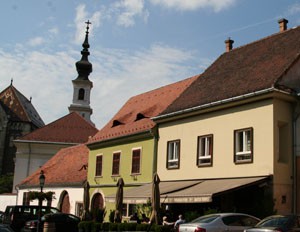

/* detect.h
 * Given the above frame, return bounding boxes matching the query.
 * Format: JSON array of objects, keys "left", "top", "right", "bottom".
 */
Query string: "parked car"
[
  {"left": 178, "top": 213, "right": 260, "bottom": 232},
  {"left": 2, "top": 205, "right": 60, "bottom": 232},
  {"left": 0, "top": 211, "right": 4, "bottom": 223},
  {"left": 0, "top": 224, "right": 14, "bottom": 232},
  {"left": 244, "top": 215, "right": 300, "bottom": 232},
  {"left": 23, "top": 212, "right": 80, "bottom": 232}
]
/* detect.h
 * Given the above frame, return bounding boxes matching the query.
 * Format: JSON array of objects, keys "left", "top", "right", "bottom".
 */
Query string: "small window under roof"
[
  {"left": 112, "top": 120, "right": 123, "bottom": 127},
  {"left": 135, "top": 113, "right": 147, "bottom": 121}
]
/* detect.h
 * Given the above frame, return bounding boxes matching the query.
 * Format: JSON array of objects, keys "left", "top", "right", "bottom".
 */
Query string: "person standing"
[{"left": 174, "top": 214, "right": 185, "bottom": 231}]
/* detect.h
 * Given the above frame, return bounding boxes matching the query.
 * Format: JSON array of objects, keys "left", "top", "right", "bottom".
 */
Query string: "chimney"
[
  {"left": 225, "top": 37, "right": 234, "bottom": 52},
  {"left": 278, "top": 18, "right": 288, "bottom": 32}
]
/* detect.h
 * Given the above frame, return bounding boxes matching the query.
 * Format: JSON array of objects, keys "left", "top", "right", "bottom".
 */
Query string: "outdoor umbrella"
[
  {"left": 150, "top": 173, "right": 160, "bottom": 224},
  {"left": 114, "top": 177, "right": 124, "bottom": 223},
  {"left": 82, "top": 181, "right": 90, "bottom": 220}
]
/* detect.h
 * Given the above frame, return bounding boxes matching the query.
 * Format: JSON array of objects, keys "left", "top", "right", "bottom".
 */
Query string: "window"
[
  {"left": 197, "top": 134, "right": 213, "bottom": 166},
  {"left": 75, "top": 202, "right": 83, "bottom": 217},
  {"left": 112, "top": 152, "right": 121, "bottom": 176},
  {"left": 131, "top": 149, "right": 141, "bottom": 174},
  {"left": 78, "top": 88, "right": 85, "bottom": 100},
  {"left": 167, "top": 140, "right": 180, "bottom": 169},
  {"left": 95, "top": 155, "right": 103, "bottom": 176},
  {"left": 234, "top": 128, "right": 253, "bottom": 163}
]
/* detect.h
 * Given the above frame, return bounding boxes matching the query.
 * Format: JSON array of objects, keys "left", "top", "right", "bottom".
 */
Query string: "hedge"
[{"left": 78, "top": 221, "right": 172, "bottom": 232}]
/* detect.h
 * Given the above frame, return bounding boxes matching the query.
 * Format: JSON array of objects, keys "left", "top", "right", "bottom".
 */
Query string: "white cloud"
[
  {"left": 48, "top": 27, "right": 59, "bottom": 36},
  {"left": 150, "top": 0, "right": 236, "bottom": 12},
  {"left": 0, "top": 43, "right": 207, "bottom": 129},
  {"left": 27, "top": 37, "right": 45, "bottom": 47},
  {"left": 74, "top": 4, "right": 102, "bottom": 44},
  {"left": 113, "top": 0, "right": 149, "bottom": 27},
  {"left": 287, "top": 2, "right": 300, "bottom": 15}
]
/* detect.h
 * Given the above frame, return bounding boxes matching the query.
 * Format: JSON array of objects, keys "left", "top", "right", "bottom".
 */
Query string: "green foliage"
[
  {"left": 136, "top": 223, "right": 151, "bottom": 231},
  {"left": 124, "top": 222, "right": 137, "bottom": 231},
  {"left": 109, "top": 222, "right": 118, "bottom": 231},
  {"left": 91, "top": 223, "right": 102, "bottom": 232},
  {"left": 28, "top": 191, "right": 55, "bottom": 201},
  {"left": 78, "top": 221, "right": 94, "bottom": 232},
  {"left": 155, "top": 225, "right": 172, "bottom": 232},
  {"left": 92, "top": 208, "right": 106, "bottom": 223},
  {"left": 0, "top": 174, "right": 13, "bottom": 194},
  {"left": 109, "top": 209, "right": 115, "bottom": 223},
  {"left": 78, "top": 221, "right": 173, "bottom": 232},
  {"left": 135, "top": 198, "right": 152, "bottom": 218},
  {"left": 203, "top": 208, "right": 220, "bottom": 215},
  {"left": 102, "top": 222, "right": 110, "bottom": 231},
  {"left": 184, "top": 211, "right": 200, "bottom": 222}
]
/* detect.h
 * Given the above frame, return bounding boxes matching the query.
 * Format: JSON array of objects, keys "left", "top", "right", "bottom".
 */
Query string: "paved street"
[{"left": 0, "top": 224, "right": 14, "bottom": 232}]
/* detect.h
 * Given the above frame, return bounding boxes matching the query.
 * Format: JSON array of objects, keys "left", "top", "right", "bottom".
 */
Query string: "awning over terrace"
[{"left": 105, "top": 176, "right": 269, "bottom": 204}]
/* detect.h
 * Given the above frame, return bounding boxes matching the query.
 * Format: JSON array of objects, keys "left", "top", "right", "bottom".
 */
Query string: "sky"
[{"left": 1, "top": 0, "right": 300, "bottom": 129}]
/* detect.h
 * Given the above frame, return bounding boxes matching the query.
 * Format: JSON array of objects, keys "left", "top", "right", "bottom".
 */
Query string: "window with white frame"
[
  {"left": 234, "top": 128, "right": 253, "bottom": 163},
  {"left": 131, "top": 149, "right": 141, "bottom": 174},
  {"left": 112, "top": 152, "right": 121, "bottom": 176},
  {"left": 95, "top": 155, "right": 103, "bottom": 176},
  {"left": 197, "top": 134, "right": 213, "bottom": 166},
  {"left": 167, "top": 140, "right": 180, "bottom": 169}
]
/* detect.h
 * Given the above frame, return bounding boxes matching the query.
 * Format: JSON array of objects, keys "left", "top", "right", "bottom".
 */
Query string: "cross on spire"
[{"left": 85, "top": 20, "right": 91, "bottom": 34}]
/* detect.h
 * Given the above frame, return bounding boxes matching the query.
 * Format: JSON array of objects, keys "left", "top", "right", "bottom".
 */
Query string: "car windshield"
[
  {"left": 191, "top": 215, "right": 219, "bottom": 223},
  {"left": 256, "top": 216, "right": 289, "bottom": 227}
]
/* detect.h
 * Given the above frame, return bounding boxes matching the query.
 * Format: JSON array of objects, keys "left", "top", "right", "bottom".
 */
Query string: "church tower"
[{"left": 69, "top": 21, "right": 94, "bottom": 125}]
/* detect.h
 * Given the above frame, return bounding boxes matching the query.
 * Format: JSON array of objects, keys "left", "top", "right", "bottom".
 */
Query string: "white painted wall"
[
  {"left": 0, "top": 194, "right": 17, "bottom": 211},
  {"left": 17, "top": 187, "right": 84, "bottom": 216}
]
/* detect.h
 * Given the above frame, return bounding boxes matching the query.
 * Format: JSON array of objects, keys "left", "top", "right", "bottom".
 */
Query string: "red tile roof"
[
  {"left": 18, "top": 144, "right": 88, "bottom": 187},
  {"left": 0, "top": 84, "right": 44, "bottom": 128},
  {"left": 18, "top": 112, "right": 98, "bottom": 144},
  {"left": 162, "top": 25, "right": 300, "bottom": 115},
  {"left": 89, "top": 75, "right": 198, "bottom": 143}
]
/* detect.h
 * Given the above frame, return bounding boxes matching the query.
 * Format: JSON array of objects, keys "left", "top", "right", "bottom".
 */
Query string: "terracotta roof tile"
[
  {"left": 89, "top": 75, "right": 198, "bottom": 143},
  {"left": 18, "top": 112, "right": 98, "bottom": 144},
  {"left": 18, "top": 144, "right": 88, "bottom": 187},
  {"left": 162, "top": 26, "right": 300, "bottom": 115},
  {"left": 0, "top": 85, "right": 44, "bottom": 127}
]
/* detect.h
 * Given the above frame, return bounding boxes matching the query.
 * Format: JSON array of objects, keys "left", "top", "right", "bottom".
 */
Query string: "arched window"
[
  {"left": 91, "top": 193, "right": 104, "bottom": 221},
  {"left": 59, "top": 191, "right": 70, "bottom": 213},
  {"left": 78, "top": 88, "right": 85, "bottom": 100}
]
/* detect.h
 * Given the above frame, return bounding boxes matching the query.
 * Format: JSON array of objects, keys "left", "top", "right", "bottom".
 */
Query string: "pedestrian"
[
  {"left": 130, "top": 212, "right": 141, "bottom": 224},
  {"left": 174, "top": 214, "right": 185, "bottom": 231},
  {"left": 162, "top": 216, "right": 174, "bottom": 226}
]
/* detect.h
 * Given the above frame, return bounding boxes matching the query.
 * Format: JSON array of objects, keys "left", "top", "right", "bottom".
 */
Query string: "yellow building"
[
  {"left": 87, "top": 76, "right": 196, "bottom": 220},
  {"left": 153, "top": 19, "right": 300, "bottom": 217}
]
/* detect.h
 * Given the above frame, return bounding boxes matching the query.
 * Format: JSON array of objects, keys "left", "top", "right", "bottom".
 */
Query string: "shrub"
[
  {"left": 155, "top": 225, "right": 172, "bottom": 232},
  {"left": 102, "top": 222, "right": 110, "bottom": 231},
  {"left": 136, "top": 223, "right": 151, "bottom": 231},
  {"left": 92, "top": 222, "right": 102, "bottom": 232},
  {"left": 78, "top": 221, "right": 93, "bottom": 232}
]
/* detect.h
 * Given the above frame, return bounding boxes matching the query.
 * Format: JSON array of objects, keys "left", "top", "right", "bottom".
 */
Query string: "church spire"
[
  {"left": 75, "top": 20, "right": 93, "bottom": 80},
  {"left": 69, "top": 21, "right": 94, "bottom": 126}
]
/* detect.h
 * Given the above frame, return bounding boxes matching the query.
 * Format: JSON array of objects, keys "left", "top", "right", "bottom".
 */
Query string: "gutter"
[
  {"left": 153, "top": 87, "right": 285, "bottom": 121},
  {"left": 13, "top": 140, "right": 78, "bottom": 146},
  {"left": 87, "top": 129, "right": 154, "bottom": 148}
]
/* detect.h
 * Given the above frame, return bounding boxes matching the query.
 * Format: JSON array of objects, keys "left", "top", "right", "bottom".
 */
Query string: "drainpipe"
[
  {"left": 293, "top": 101, "right": 300, "bottom": 214},
  {"left": 26, "top": 143, "right": 32, "bottom": 176},
  {"left": 151, "top": 127, "right": 159, "bottom": 175}
]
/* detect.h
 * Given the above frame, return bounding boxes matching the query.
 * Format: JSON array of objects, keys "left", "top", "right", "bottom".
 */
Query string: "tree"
[{"left": 0, "top": 174, "right": 13, "bottom": 193}]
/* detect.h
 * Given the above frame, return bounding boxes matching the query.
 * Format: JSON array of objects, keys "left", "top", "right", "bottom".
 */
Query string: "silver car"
[
  {"left": 244, "top": 215, "right": 300, "bottom": 232},
  {"left": 179, "top": 213, "right": 260, "bottom": 232}
]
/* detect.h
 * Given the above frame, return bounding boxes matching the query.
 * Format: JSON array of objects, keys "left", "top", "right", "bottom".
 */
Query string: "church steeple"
[
  {"left": 69, "top": 21, "right": 94, "bottom": 126},
  {"left": 75, "top": 20, "right": 92, "bottom": 80}
]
